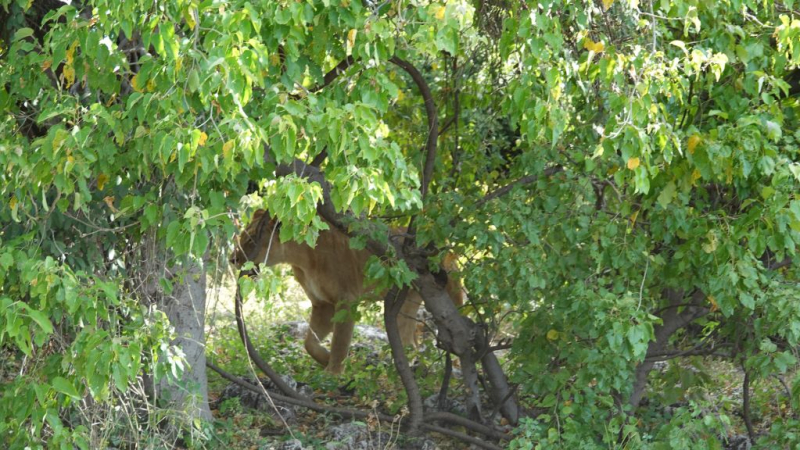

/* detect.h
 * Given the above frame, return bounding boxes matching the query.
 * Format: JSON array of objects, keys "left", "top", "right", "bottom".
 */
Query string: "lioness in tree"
[{"left": 230, "top": 210, "right": 464, "bottom": 374}]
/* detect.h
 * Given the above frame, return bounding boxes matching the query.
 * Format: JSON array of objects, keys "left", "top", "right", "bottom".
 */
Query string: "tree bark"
[
  {"left": 481, "top": 351, "right": 519, "bottom": 424},
  {"left": 383, "top": 286, "right": 424, "bottom": 433},
  {"left": 629, "top": 289, "right": 709, "bottom": 408},
  {"left": 157, "top": 259, "right": 213, "bottom": 421}
]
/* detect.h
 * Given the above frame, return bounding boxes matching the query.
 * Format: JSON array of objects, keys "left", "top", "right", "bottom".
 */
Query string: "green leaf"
[
  {"left": 12, "top": 28, "right": 34, "bottom": 42},
  {"left": 25, "top": 308, "right": 54, "bottom": 335},
  {"left": 764, "top": 120, "right": 782, "bottom": 142},
  {"left": 52, "top": 377, "right": 81, "bottom": 399},
  {"left": 0, "top": 252, "right": 13, "bottom": 269},
  {"left": 657, "top": 182, "right": 676, "bottom": 209}
]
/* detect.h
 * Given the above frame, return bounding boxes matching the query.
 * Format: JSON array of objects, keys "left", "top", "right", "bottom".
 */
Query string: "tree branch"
[
  {"left": 389, "top": 56, "right": 438, "bottom": 199},
  {"left": 383, "top": 286, "right": 424, "bottom": 433},
  {"left": 474, "top": 166, "right": 563, "bottom": 208},
  {"left": 310, "top": 56, "right": 355, "bottom": 94},
  {"left": 234, "top": 271, "right": 308, "bottom": 400},
  {"left": 629, "top": 289, "right": 710, "bottom": 408},
  {"left": 742, "top": 364, "right": 755, "bottom": 442}
]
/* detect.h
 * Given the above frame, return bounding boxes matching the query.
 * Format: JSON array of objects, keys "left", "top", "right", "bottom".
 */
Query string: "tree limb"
[
  {"left": 742, "top": 363, "right": 756, "bottom": 442},
  {"left": 383, "top": 286, "right": 424, "bottom": 434},
  {"left": 234, "top": 271, "right": 308, "bottom": 400},
  {"left": 629, "top": 289, "right": 710, "bottom": 408},
  {"left": 474, "top": 166, "right": 563, "bottom": 208},
  {"left": 310, "top": 56, "right": 355, "bottom": 94},
  {"left": 389, "top": 56, "right": 438, "bottom": 199}
]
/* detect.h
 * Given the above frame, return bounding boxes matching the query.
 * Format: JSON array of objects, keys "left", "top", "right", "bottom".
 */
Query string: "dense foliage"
[{"left": 1, "top": 0, "right": 799, "bottom": 448}]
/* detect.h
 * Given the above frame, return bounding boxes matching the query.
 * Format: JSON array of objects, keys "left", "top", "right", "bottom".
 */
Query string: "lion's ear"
[{"left": 251, "top": 209, "right": 267, "bottom": 223}]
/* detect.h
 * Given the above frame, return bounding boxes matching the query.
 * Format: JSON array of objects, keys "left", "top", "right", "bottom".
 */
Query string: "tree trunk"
[
  {"left": 629, "top": 289, "right": 708, "bottom": 408},
  {"left": 157, "top": 259, "right": 213, "bottom": 421}
]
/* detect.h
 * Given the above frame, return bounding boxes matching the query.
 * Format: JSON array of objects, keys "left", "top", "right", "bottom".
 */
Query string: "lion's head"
[{"left": 229, "top": 209, "right": 280, "bottom": 267}]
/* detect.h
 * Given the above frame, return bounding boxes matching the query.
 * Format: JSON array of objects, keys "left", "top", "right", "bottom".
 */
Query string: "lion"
[{"left": 229, "top": 209, "right": 464, "bottom": 374}]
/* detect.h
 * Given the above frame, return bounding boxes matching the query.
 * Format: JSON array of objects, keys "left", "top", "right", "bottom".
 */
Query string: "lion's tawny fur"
[{"left": 230, "top": 209, "right": 464, "bottom": 374}]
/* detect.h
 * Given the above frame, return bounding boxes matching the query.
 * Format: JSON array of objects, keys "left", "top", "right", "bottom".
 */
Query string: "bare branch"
[{"left": 474, "top": 166, "right": 563, "bottom": 208}]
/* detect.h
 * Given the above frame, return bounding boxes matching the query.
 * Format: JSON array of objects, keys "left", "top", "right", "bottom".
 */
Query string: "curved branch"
[
  {"left": 420, "top": 424, "right": 503, "bottom": 450},
  {"left": 298, "top": 55, "right": 356, "bottom": 96},
  {"left": 389, "top": 56, "right": 438, "bottom": 199},
  {"left": 383, "top": 286, "right": 424, "bottom": 433},
  {"left": 234, "top": 271, "right": 308, "bottom": 400}
]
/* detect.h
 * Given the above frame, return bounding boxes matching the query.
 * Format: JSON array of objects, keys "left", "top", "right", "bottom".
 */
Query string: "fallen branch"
[{"left": 420, "top": 423, "right": 503, "bottom": 450}]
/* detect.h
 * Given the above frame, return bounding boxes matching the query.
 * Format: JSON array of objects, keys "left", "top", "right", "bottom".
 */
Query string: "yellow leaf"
[
  {"left": 198, "top": 131, "right": 208, "bottom": 147},
  {"left": 583, "top": 38, "right": 605, "bottom": 53},
  {"left": 630, "top": 210, "right": 639, "bottom": 227},
  {"left": 131, "top": 74, "right": 143, "bottom": 93},
  {"left": 687, "top": 134, "right": 701, "bottom": 154},
  {"left": 396, "top": 89, "right": 404, "bottom": 102},
  {"left": 146, "top": 78, "right": 156, "bottom": 92},
  {"left": 184, "top": 6, "right": 197, "bottom": 30},
  {"left": 435, "top": 6, "right": 446, "bottom": 20},
  {"left": 707, "top": 296, "right": 718, "bottom": 312},
  {"left": 691, "top": 169, "right": 702, "bottom": 185},
  {"left": 627, "top": 157, "right": 640, "bottom": 170},
  {"left": 222, "top": 139, "right": 234, "bottom": 158},
  {"left": 103, "top": 196, "right": 118, "bottom": 213},
  {"left": 9, "top": 196, "right": 17, "bottom": 209},
  {"left": 602, "top": 0, "right": 614, "bottom": 10},
  {"left": 269, "top": 53, "right": 281, "bottom": 66},
  {"left": 53, "top": 128, "right": 69, "bottom": 150},
  {"left": 41, "top": 59, "right": 52, "bottom": 72},
  {"left": 65, "top": 40, "right": 78, "bottom": 65},
  {"left": 97, "top": 174, "right": 109, "bottom": 190},
  {"left": 62, "top": 65, "right": 75, "bottom": 88},
  {"left": 546, "top": 329, "right": 559, "bottom": 341},
  {"left": 347, "top": 29, "right": 357, "bottom": 48}
]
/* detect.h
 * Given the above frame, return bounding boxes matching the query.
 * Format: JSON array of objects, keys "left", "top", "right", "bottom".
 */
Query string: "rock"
[
  {"left": 725, "top": 434, "right": 752, "bottom": 450},
  {"left": 216, "top": 375, "right": 312, "bottom": 423},
  {"left": 423, "top": 393, "right": 467, "bottom": 416},
  {"left": 276, "top": 321, "right": 387, "bottom": 344},
  {"left": 323, "top": 422, "right": 393, "bottom": 450},
  {"left": 276, "top": 438, "right": 308, "bottom": 450}
]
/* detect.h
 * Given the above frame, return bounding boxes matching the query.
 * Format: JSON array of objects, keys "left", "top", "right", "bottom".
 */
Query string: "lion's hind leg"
[
  {"left": 397, "top": 292, "right": 423, "bottom": 348},
  {"left": 304, "top": 302, "right": 334, "bottom": 368},
  {"left": 326, "top": 302, "right": 355, "bottom": 375}
]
